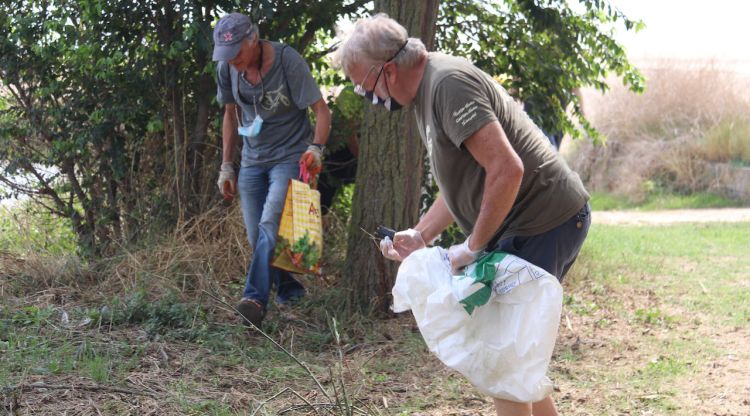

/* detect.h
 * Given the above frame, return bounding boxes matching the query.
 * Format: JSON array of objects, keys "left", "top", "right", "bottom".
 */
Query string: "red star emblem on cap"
[{"left": 223, "top": 32, "right": 233, "bottom": 42}]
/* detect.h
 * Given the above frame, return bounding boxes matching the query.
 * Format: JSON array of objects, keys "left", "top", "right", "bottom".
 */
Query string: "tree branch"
[{"left": 308, "top": 41, "right": 341, "bottom": 61}]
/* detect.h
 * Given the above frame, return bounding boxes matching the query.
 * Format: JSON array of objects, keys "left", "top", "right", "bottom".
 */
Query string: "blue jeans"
[{"left": 237, "top": 162, "right": 305, "bottom": 308}]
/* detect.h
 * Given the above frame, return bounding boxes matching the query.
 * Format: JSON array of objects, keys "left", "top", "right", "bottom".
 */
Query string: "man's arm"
[
  {"left": 383, "top": 194, "right": 453, "bottom": 262},
  {"left": 218, "top": 103, "right": 240, "bottom": 199},
  {"left": 299, "top": 98, "right": 331, "bottom": 172},
  {"left": 463, "top": 120, "right": 524, "bottom": 251},
  {"left": 310, "top": 98, "right": 331, "bottom": 146},
  {"left": 414, "top": 194, "right": 454, "bottom": 244},
  {"left": 222, "top": 104, "right": 239, "bottom": 163}
]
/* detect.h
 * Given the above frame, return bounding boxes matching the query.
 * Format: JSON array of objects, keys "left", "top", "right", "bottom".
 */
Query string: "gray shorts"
[{"left": 492, "top": 203, "right": 591, "bottom": 282}]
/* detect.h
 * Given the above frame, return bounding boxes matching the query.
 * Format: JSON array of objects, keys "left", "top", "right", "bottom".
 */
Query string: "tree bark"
[
  {"left": 344, "top": 0, "right": 439, "bottom": 314},
  {"left": 188, "top": 3, "right": 218, "bottom": 212}
]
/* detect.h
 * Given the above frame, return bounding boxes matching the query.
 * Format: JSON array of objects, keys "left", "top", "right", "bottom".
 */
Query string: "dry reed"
[{"left": 570, "top": 59, "right": 750, "bottom": 200}]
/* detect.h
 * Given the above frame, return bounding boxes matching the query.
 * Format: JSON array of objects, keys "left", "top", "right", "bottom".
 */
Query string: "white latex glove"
[
  {"left": 447, "top": 237, "right": 483, "bottom": 273},
  {"left": 217, "top": 162, "right": 236, "bottom": 200},
  {"left": 379, "top": 228, "right": 426, "bottom": 262},
  {"left": 300, "top": 145, "right": 323, "bottom": 172}
]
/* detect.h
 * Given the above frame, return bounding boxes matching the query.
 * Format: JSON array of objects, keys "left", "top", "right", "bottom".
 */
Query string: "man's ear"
[{"left": 384, "top": 61, "right": 398, "bottom": 84}]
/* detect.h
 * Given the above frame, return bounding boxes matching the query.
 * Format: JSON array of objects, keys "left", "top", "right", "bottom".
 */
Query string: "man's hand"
[
  {"left": 379, "top": 228, "right": 426, "bottom": 262},
  {"left": 447, "top": 237, "right": 482, "bottom": 273},
  {"left": 300, "top": 145, "right": 323, "bottom": 176},
  {"left": 217, "top": 162, "right": 236, "bottom": 201}
]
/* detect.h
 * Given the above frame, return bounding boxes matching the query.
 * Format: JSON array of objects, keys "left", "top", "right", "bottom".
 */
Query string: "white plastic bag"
[{"left": 392, "top": 247, "right": 563, "bottom": 403}]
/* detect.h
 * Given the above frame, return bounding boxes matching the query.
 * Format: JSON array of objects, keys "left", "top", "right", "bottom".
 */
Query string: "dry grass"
[
  {"left": 2, "top": 194, "right": 352, "bottom": 304},
  {"left": 0, "top": 197, "right": 356, "bottom": 314},
  {"left": 570, "top": 60, "right": 750, "bottom": 202},
  {"left": 2, "top": 202, "right": 250, "bottom": 302},
  {"left": 99, "top": 203, "right": 250, "bottom": 298},
  {"left": 702, "top": 117, "right": 750, "bottom": 163}
]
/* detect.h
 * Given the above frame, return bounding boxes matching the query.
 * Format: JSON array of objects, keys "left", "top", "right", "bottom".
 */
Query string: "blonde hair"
[{"left": 333, "top": 13, "right": 426, "bottom": 76}]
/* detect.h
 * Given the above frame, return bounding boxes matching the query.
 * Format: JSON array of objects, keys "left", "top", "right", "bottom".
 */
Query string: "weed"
[
  {"left": 181, "top": 400, "right": 235, "bottom": 416},
  {"left": 83, "top": 354, "right": 111, "bottom": 383},
  {"left": 563, "top": 294, "right": 598, "bottom": 316},
  {"left": 104, "top": 290, "right": 209, "bottom": 340},
  {"left": 642, "top": 356, "right": 688, "bottom": 378},
  {"left": 634, "top": 308, "right": 673, "bottom": 327},
  {"left": 10, "top": 305, "right": 56, "bottom": 327},
  {"left": 555, "top": 345, "right": 582, "bottom": 362}
]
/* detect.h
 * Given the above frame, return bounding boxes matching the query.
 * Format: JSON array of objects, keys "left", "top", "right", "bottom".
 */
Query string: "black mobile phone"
[{"left": 374, "top": 225, "right": 396, "bottom": 240}]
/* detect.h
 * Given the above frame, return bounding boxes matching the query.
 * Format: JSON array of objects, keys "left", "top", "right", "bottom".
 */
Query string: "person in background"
[
  {"left": 524, "top": 88, "right": 586, "bottom": 151},
  {"left": 318, "top": 86, "right": 362, "bottom": 214},
  {"left": 212, "top": 12, "right": 331, "bottom": 329},
  {"left": 334, "top": 13, "right": 589, "bottom": 416}
]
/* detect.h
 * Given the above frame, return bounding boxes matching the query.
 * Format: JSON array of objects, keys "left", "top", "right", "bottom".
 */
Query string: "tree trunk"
[
  {"left": 188, "top": 4, "right": 218, "bottom": 212},
  {"left": 344, "top": 0, "right": 439, "bottom": 315}
]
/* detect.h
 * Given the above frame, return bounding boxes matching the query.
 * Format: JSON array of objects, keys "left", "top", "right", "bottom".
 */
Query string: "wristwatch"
[{"left": 310, "top": 143, "right": 326, "bottom": 153}]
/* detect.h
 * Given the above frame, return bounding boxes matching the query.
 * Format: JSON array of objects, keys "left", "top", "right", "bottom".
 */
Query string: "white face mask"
[
  {"left": 353, "top": 40, "right": 409, "bottom": 112},
  {"left": 354, "top": 63, "right": 404, "bottom": 112}
]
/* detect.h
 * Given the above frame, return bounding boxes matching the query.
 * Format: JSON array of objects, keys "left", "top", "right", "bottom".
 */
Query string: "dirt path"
[{"left": 593, "top": 207, "right": 750, "bottom": 225}]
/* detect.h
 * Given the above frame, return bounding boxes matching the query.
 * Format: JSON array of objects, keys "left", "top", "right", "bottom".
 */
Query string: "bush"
[
  {"left": 700, "top": 117, "right": 750, "bottom": 165},
  {"left": 0, "top": 203, "right": 77, "bottom": 256},
  {"left": 570, "top": 60, "right": 750, "bottom": 203}
]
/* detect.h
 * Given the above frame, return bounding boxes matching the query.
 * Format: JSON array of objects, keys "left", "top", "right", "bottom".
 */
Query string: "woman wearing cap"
[{"left": 212, "top": 12, "right": 331, "bottom": 329}]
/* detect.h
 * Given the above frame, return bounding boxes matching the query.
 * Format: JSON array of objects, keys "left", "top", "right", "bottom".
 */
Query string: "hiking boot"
[{"left": 236, "top": 298, "right": 265, "bottom": 329}]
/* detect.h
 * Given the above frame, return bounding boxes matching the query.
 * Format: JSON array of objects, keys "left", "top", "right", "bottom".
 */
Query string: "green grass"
[
  {"left": 589, "top": 190, "right": 740, "bottom": 211},
  {"left": 552, "top": 222, "right": 750, "bottom": 414},
  {"left": 576, "top": 222, "right": 750, "bottom": 326},
  {"left": 2, "top": 221, "right": 748, "bottom": 415}
]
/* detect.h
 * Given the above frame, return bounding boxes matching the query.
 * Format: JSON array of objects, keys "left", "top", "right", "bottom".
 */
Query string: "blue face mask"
[
  {"left": 236, "top": 96, "right": 263, "bottom": 137},
  {"left": 238, "top": 114, "right": 263, "bottom": 137}
]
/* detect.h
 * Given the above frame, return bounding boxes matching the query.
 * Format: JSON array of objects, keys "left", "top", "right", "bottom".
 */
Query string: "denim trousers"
[{"left": 237, "top": 162, "right": 305, "bottom": 308}]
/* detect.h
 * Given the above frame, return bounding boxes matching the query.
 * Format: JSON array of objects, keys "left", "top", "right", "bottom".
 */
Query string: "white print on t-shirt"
[
  {"left": 261, "top": 85, "right": 291, "bottom": 111},
  {"left": 453, "top": 100, "right": 478, "bottom": 127}
]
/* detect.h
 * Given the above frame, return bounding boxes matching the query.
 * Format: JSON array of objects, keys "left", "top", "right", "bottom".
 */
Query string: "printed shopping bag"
[{"left": 272, "top": 163, "right": 323, "bottom": 274}]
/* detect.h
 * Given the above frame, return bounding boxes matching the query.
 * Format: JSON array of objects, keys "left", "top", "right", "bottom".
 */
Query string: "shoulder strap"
[
  {"left": 227, "top": 63, "right": 243, "bottom": 121},
  {"left": 279, "top": 45, "right": 293, "bottom": 97}
]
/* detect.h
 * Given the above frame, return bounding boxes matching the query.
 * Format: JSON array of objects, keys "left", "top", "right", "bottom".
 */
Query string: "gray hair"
[
  {"left": 247, "top": 22, "right": 260, "bottom": 41},
  {"left": 333, "top": 13, "right": 426, "bottom": 76}
]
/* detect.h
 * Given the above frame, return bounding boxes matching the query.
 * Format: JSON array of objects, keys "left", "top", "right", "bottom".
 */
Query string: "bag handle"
[{"left": 299, "top": 161, "right": 318, "bottom": 189}]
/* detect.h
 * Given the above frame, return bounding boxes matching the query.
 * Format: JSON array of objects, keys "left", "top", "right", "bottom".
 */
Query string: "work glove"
[
  {"left": 379, "top": 228, "right": 426, "bottom": 262},
  {"left": 300, "top": 145, "right": 323, "bottom": 177},
  {"left": 447, "top": 237, "right": 483, "bottom": 274},
  {"left": 217, "top": 162, "right": 236, "bottom": 201}
]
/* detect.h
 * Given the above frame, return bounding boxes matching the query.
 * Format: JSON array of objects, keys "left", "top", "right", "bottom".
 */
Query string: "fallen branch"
[
  {"left": 251, "top": 387, "right": 326, "bottom": 416},
  {"left": 1, "top": 382, "right": 157, "bottom": 397}
]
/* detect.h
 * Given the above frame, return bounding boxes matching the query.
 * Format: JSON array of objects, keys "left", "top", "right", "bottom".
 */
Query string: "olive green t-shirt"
[{"left": 413, "top": 52, "right": 589, "bottom": 241}]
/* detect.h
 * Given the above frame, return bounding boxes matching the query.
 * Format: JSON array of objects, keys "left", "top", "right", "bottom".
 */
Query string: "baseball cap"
[{"left": 212, "top": 13, "right": 255, "bottom": 61}]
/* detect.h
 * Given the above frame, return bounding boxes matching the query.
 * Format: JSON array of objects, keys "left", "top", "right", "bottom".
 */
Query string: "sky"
[{"left": 611, "top": 0, "right": 750, "bottom": 70}]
